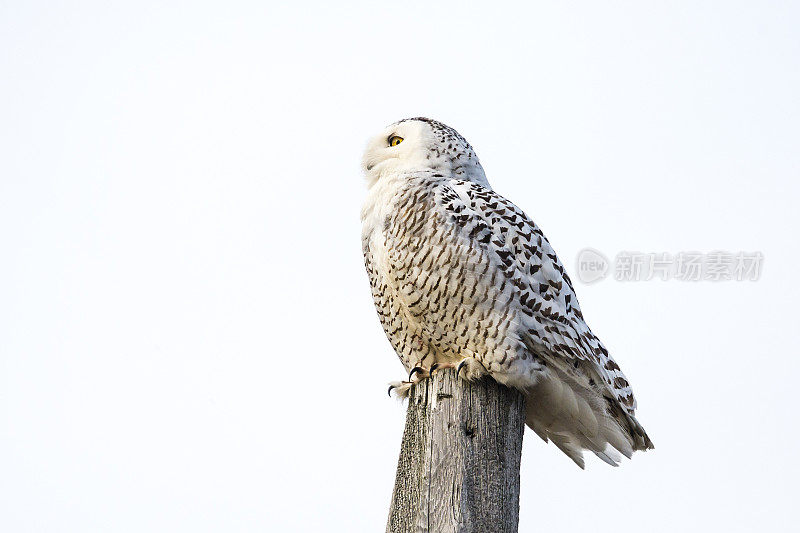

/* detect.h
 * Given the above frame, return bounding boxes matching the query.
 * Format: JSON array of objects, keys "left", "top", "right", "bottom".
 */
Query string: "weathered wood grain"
[{"left": 386, "top": 368, "right": 526, "bottom": 533}]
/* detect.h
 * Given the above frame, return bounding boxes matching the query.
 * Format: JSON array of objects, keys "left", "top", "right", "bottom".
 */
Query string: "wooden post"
[{"left": 386, "top": 368, "right": 526, "bottom": 533}]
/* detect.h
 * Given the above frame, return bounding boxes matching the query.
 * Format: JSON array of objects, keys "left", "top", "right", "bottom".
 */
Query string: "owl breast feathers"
[{"left": 361, "top": 118, "right": 653, "bottom": 468}]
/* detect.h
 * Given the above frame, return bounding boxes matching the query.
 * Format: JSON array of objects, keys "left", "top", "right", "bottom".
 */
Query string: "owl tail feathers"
[
  {"left": 622, "top": 410, "right": 655, "bottom": 451},
  {"left": 527, "top": 408, "right": 631, "bottom": 469},
  {"left": 524, "top": 376, "right": 652, "bottom": 468},
  {"left": 547, "top": 433, "right": 588, "bottom": 469}
]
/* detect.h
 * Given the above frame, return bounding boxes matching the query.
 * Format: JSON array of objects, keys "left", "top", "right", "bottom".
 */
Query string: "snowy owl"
[{"left": 361, "top": 117, "right": 653, "bottom": 468}]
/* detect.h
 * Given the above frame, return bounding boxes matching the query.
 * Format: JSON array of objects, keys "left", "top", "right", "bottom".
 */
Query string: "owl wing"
[{"left": 440, "top": 179, "right": 644, "bottom": 414}]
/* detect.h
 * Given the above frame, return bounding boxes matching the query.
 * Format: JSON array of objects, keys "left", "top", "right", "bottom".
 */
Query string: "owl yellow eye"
[{"left": 389, "top": 135, "right": 404, "bottom": 147}]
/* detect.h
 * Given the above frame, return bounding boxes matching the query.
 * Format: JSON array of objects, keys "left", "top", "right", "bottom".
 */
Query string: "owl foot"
[
  {"left": 408, "top": 365, "right": 431, "bottom": 381},
  {"left": 422, "top": 359, "right": 488, "bottom": 381},
  {"left": 423, "top": 359, "right": 489, "bottom": 381},
  {"left": 388, "top": 364, "right": 435, "bottom": 398},
  {"left": 455, "top": 357, "right": 489, "bottom": 381},
  {"left": 388, "top": 359, "right": 487, "bottom": 398},
  {"left": 387, "top": 381, "right": 415, "bottom": 398}
]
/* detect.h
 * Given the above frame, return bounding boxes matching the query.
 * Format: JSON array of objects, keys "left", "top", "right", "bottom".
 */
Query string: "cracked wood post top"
[{"left": 386, "top": 368, "right": 525, "bottom": 533}]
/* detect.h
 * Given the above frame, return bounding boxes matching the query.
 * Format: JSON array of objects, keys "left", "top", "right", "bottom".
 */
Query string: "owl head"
[{"left": 362, "top": 117, "right": 488, "bottom": 188}]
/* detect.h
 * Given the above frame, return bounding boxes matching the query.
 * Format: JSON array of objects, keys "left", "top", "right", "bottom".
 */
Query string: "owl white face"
[
  {"left": 362, "top": 117, "right": 488, "bottom": 188},
  {"left": 361, "top": 120, "right": 430, "bottom": 181}
]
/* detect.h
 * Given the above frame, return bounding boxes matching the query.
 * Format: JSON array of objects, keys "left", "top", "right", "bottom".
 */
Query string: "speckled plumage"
[{"left": 361, "top": 118, "right": 653, "bottom": 467}]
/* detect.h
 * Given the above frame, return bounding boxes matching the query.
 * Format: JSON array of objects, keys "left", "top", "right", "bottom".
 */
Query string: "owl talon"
[
  {"left": 456, "top": 360, "right": 467, "bottom": 379},
  {"left": 429, "top": 361, "right": 458, "bottom": 375},
  {"left": 388, "top": 380, "right": 415, "bottom": 399},
  {"left": 409, "top": 366, "right": 426, "bottom": 381},
  {"left": 455, "top": 358, "right": 487, "bottom": 381}
]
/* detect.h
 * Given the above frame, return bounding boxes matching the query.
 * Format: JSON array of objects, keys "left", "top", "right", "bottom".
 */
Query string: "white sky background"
[{"left": 1, "top": 1, "right": 799, "bottom": 531}]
